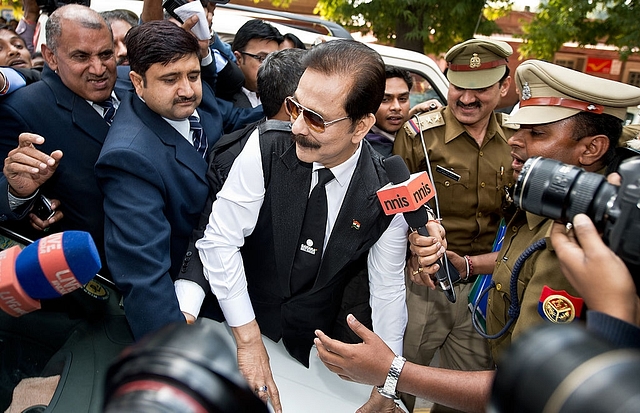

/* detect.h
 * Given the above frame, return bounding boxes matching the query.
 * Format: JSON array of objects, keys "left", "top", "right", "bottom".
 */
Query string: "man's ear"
[
  {"left": 41, "top": 44, "right": 57, "bottom": 72},
  {"left": 129, "top": 70, "right": 144, "bottom": 98},
  {"left": 233, "top": 51, "right": 242, "bottom": 66},
  {"left": 580, "top": 134, "right": 610, "bottom": 168},
  {"left": 351, "top": 113, "right": 376, "bottom": 145},
  {"left": 499, "top": 76, "right": 512, "bottom": 98}
]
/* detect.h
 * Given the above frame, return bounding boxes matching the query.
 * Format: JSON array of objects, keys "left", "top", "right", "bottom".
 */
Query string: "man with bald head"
[{"left": 0, "top": 4, "right": 121, "bottom": 273}]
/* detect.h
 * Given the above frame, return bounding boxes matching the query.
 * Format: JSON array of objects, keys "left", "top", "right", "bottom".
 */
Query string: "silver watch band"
[{"left": 377, "top": 355, "right": 406, "bottom": 399}]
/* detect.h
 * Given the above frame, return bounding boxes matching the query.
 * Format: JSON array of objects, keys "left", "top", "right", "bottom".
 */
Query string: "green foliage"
[
  {"left": 315, "top": 0, "right": 511, "bottom": 55},
  {"left": 520, "top": 0, "right": 640, "bottom": 61}
]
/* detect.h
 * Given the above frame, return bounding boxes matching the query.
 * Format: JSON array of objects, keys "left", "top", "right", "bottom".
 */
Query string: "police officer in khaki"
[
  {"left": 393, "top": 38, "right": 517, "bottom": 413},
  {"left": 313, "top": 59, "right": 640, "bottom": 413},
  {"left": 487, "top": 59, "right": 640, "bottom": 359}
]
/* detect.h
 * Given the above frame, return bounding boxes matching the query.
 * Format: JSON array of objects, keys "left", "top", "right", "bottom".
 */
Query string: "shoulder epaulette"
[
  {"left": 403, "top": 109, "right": 445, "bottom": 138},
  {"left": 495, "top": 112, "right": 519, "bottom": 130}
]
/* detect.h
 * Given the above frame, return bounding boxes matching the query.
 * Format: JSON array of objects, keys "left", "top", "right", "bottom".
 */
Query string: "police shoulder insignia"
[
  {"left": 538, "top": 285, "right": 584, "bottom": 323},
  {"left": 403, "top": 110, "right": 445, "bottom": 138}
]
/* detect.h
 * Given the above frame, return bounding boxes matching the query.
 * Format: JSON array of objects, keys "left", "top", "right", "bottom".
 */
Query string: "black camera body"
[
  {"left": 513, "top": 156, "right": 640, "bottom": 286},
  {"left": 36, "top": 0, "right": 90, "bottom": 14}
]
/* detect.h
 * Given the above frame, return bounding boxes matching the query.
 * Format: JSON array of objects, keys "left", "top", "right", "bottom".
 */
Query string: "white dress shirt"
[
  {"left": 241, "top": 87, "right": 261, "bottom": 108},
  {"left": 194, "top": 129, "right": 408, "bottom": 355}
]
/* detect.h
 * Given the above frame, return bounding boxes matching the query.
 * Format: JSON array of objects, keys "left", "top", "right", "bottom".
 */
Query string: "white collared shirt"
[
  {"left": 241, "top": 87, "right": 261, "bottom": 108},
  {"left": 88, "top": 91, "right": 120, "bottom": 118},
  {"left": 163, "top": 110, "right": 199, "bottom": 145}
]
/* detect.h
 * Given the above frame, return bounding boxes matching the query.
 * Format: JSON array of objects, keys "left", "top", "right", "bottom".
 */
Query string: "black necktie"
[
  {"left": 97, "top": 98, "right": 116, "bottom": 125},
  {"left": 189, "top": 116, "right": 208, "bottom": 158},
  {"left": 291, "top": 168, "right": 335, "bottom": 295}
]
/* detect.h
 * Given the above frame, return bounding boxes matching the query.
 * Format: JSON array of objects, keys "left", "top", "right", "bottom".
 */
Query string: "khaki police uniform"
[
  {"left": 486, "top": 60, "right": 640, "bottom": 361},
  {"left": 486, "top": 211, "right": 582, "bottom": 360},
  {"left": 393, "top": 38, "right": 516, "bottom": 413}
]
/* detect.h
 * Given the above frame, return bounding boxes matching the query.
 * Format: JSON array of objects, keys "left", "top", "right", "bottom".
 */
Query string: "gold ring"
[{"left": 412, "top": 267, "right": 423, "bottom": 276}]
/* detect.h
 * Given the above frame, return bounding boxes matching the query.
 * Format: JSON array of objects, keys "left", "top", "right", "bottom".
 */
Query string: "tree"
[
  {"left": 519, "top": 0, "right": 640, "bottom": 61},
  {"left": 314, "top": 0, "right": 512, "bottom": 55}
]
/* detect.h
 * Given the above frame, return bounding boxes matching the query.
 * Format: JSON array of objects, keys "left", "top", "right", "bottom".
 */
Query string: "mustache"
[
  {"left": 456, "top": 100, "right": 481, "bottom": 109},
  {"left": 173, "top": 96, "right": 197, "bottom": 104},
  {"left": 116, "top": 56, "right": 129, "bottom": 66},
  {"left": 292, "top": 133, "right": 321, "bottom": 150},
  {"left": 87, "top": 74, "right": 110, "bottom": 82}
]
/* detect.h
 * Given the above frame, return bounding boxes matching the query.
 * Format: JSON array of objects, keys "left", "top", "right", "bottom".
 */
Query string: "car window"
[{"left": 409, "top": 71, "right": 445, "bottom": 108}]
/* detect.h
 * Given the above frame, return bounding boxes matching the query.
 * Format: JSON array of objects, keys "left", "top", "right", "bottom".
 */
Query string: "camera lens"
[
  {"left": 104, "top": 321, "right": 268, "bottom": 413},
  {"left": 513, "top": 157, "right": 617, "bottom": 225},
  {"left": 490, "top": 324, "right": 640, "bottom": 413}
]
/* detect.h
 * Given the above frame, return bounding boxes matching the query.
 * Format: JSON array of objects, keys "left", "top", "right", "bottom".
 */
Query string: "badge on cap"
[
  {"left": 521, "top": 82, "right": 532, "bottom": 100},
  {"left": 538, "top": 285, "right": 584, "bottom": 323},
  {"left": 469, "top": 53, "right": 481, "bottom": 69}
]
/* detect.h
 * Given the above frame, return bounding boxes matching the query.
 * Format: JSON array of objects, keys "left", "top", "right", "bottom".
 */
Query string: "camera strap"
[{"left": 471, "top": 237, "right": 547, "bottom": 339}]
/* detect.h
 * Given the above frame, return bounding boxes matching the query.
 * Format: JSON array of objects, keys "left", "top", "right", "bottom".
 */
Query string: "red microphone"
[
  {"left": 377, "top": 155, "right": 458, "bottom": 302},
  {"left": 376, "top": 171, "right": 436, "bottom": 214},
  {"left": 0, "top": 231, "right": 100, "bottom": 317}
]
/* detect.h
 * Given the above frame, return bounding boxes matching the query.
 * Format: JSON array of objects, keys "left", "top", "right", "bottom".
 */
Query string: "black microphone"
[{"left": 381, "top": 155, "right": 458, "bottom": 302}]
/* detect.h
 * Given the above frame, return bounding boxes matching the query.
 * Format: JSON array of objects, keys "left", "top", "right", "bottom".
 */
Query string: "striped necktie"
[
  {"left": 97, "top": 98, "right": 116, "bottom": 125},
  {"left": 188, "top": 115, "right": 208, "bottom": 158}
]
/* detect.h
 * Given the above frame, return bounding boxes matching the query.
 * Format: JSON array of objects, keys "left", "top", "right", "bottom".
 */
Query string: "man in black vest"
[{"left": 196, "top": 40, "right": 410, "bottom": 413}]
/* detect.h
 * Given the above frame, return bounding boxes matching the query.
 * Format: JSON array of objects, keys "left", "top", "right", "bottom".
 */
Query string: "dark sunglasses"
[
  {"left": 240, "top": 51, "right": 268, "bottom": 63},
  {"left": 284, "top": 96, "right": 350, "bottom": 133}
]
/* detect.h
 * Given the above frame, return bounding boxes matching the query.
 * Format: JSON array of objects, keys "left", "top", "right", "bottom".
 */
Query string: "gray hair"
[{"left": 46, "top": 4, "right": 111, "bottom": 53}]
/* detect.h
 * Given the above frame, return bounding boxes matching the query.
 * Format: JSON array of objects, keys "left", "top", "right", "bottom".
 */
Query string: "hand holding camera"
[{"left": 551, "top": 213, "right": 639, "bottom": 326}]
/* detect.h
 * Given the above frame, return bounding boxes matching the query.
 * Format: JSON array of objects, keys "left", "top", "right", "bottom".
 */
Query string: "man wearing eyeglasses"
[
  {"left": 196, "top": 39, "right": 413, "bottom": 413},
  {"left": 230, "top": 19, "right": 283, "bottom": 109}
]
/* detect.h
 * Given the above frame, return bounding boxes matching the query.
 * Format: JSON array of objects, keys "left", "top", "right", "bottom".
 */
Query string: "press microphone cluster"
[
  {"left": 0, "top": 231, "right": 100, "bottom": 317},
  {"left": 377, "top": 155, "right": 459, "bottom": 302}
]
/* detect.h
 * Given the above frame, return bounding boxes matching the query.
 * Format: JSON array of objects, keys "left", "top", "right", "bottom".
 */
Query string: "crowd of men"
[{"left": 1, "top": 1, "right": 639, "bottom": 412}]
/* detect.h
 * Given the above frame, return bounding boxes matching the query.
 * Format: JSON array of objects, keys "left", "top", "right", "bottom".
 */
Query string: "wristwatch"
[{"left": 377, "top": 355, "right": 406, "bottom": 399}]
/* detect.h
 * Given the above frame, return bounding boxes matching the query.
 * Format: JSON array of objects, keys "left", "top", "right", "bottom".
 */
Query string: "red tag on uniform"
[{"left": 538, "top": 286, "right": 584, "bottom": 323}]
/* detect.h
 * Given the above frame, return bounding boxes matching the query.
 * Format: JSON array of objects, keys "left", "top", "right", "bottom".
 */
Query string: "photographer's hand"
[{"left": 551, "top": 214, "right": 639, "bottom": 325}]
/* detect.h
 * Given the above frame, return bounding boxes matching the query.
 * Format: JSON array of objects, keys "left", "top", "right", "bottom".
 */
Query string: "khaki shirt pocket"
[{"left": 433, "top": 168, "right": 470, "bottom": 215}]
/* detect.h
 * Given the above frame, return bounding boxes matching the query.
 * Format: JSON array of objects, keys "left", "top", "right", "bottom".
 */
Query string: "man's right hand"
[
  {"left": 407, "top": 220, "right": 447, "bottom": 288},
  {"left": 4, "top": 133, "right": 63, "bottom": 198},
  {"left": 231, "top": 320, "right": 282, "bottom": 413}
]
